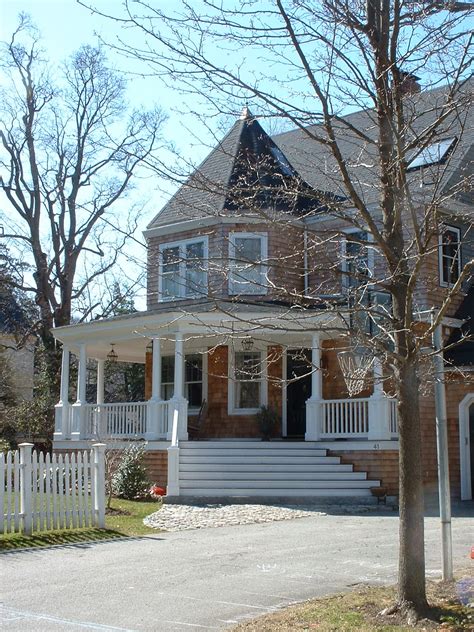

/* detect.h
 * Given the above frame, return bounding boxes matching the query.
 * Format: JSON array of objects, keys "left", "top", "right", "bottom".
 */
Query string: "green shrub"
[
  {"left": 255, "top": 405, "right": 280, "bottom": 440},
  {"left": 112, "top": 445, "right": 150, "bottom": 500}
]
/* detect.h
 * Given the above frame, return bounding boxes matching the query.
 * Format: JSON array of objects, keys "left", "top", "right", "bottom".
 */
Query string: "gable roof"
[
  {"left": 148, "top": 109, "right": 338, "bottom": 229},
  {"left": 444, "top": 283, "right": 474, "bottom": 367},
  {"left": 274, "top": 78, "right": 474, "bottom": 209}
]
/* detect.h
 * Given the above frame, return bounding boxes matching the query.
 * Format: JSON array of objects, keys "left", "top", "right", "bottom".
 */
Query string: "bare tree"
[
  {"left": 80, "top": 0, "right": 474, "bottom": 620},
  {"left": 0, "top": 15, "right": 166, "bottom": 386}
]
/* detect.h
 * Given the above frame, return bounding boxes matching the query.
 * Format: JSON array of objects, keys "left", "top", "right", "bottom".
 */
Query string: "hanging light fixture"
[
  {"left": 107, "top": 343, "right": 118, "bottom": 363},
  {"left": 242, "top": 337, "right": 254, "bottom": 351}
]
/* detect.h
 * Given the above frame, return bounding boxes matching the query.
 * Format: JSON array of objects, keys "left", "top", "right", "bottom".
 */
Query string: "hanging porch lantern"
[
  {"left": 242, "top": 337, "right": 254, "bottom": 352},
  {"left": 107, "top": 343, "right": 118, "bottom": 363}
]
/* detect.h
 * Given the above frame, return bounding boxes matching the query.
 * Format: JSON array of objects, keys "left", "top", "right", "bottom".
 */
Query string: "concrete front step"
[
  {"left": 176, "top": 488, "right": 374, "bottom": 497},
  {"left": 180, "top": 479, "right": 377, "bottom": 490},
  {"left": 180, "top": 471, "right": 367, "bottom": 481},
  {"left": 176, "top": 440, "right": 380, "bottom": 498},
  {"left": 180, "top": 441, "right": 321, "bottom": 449},
  {"left": 180, "top": 448, "right": 328, "bottom": 458},
  {"left": 180, "top": 456, "right": 341, "bottom": 465},
  {"left": 180, "top": 463, "right": 355, "bottom": 473}
]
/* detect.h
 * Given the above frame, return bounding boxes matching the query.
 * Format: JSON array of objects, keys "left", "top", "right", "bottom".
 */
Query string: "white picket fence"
[{"left": 1, "top": 443, "right": 105, "bottom": 535}]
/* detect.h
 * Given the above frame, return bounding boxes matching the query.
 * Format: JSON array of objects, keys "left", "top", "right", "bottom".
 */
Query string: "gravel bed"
[{"left": 144, "top": 503, "right": 327, "bottom": 532}]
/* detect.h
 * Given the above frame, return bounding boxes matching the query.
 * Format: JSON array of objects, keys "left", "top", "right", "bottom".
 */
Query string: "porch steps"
[{"left": 177, "top": 441, "right": 380, "bottom": 498}]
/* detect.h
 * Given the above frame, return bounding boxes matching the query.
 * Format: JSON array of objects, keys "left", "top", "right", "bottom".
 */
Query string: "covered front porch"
[{"left": 52, "top": 303, "right": 399, "bottom": 448}]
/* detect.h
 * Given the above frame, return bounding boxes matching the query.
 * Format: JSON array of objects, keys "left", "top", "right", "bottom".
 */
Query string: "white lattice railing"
[{"left": 321, "top": 398, "right": 370, "bottom": 438}]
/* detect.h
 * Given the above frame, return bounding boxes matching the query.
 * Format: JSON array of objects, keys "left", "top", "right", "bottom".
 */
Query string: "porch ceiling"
[{"left": 53, "top": 304, "right": 344, "bottom": 361}]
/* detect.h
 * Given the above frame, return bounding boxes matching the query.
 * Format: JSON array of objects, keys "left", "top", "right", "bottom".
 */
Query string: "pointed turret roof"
[{"left": 148, "top": 110, "right": 333, "bottom": 229}]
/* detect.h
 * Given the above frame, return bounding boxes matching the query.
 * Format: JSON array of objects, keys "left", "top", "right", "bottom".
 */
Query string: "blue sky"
[{"left": 1, "top": 0, "right": 232, "bottom": 209}]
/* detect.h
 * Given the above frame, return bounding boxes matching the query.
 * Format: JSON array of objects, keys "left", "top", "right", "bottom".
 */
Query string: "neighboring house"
[
  {"left": 52, "top": 80, "right": 473, "bottom": 500},
  {"left": 0, "top": 286, "right": 34, "bottom": 406}
]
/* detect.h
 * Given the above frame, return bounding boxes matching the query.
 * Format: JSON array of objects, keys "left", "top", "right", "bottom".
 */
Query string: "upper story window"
[
  {"left": 407, "top": 137, "right": 457, "bottom": 171},
  {"left": 341, "top": 230, "right": 373, "bottom": 291},
  {"left": 439, "top": 225, "right": 461, "bottom": 287},
  {"left": 159, "top": 237, "right": 208, "bottom": 300},
  {"left": 229, "top": 232, "right": 268, "bottom": 295}
]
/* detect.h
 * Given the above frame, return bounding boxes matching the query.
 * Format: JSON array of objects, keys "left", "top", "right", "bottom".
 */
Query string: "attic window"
[
  {"left": 407, "top": 137, "right": 457, "bottom": 171},
  {"left": 270, "top": 146, "right": 294, "bottom": 177}
]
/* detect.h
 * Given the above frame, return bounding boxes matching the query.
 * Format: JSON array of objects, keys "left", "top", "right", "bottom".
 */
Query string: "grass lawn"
[
  {"left": 0, "top": 497, "right": 161, "bottom": 551},
  {"left": 231, "top": 582, "right": 473, "bottom": 631}
]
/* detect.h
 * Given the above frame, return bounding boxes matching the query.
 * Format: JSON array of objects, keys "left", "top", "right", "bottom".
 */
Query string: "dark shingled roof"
[
  {"left": 148, "top": 108, "right": 340, "bottom": 229},
  {"left": 445, "top": 283, "right": 474, "bottom": 367},
  {"left": 275, "top": 79, "right": 474, "bottom": 208},
  {"left": 149, "top": 79, "right": 473, "bottom": 229}
]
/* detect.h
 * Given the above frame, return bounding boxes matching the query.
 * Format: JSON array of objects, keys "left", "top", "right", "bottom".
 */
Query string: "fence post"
[
  {"left": 92, "top": 443, "right": 106, "bottom": 528},
  {"left": 19, "top": 443, "right": 33, "bottom": 536}
]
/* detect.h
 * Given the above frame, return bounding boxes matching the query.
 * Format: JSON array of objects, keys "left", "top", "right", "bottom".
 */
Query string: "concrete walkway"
[{"left": 1, "top": 504, "right": 473, "bottom": 631}]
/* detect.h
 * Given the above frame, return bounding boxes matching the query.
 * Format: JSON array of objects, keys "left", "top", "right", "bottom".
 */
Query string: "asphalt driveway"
[{"left": 1, "top": 506, "right": 473, "bottom": 631}]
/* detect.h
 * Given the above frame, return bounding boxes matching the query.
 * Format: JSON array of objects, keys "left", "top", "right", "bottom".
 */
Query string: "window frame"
[
  {"left": 158, "top": 236, "right": 209, "bottom": 301},
  {"left": 406, "top": 137, "right": 457, "bottom": 172},
  {"left": 160, "top": 353, "right": 207, "bottom": 412},
  {"left": 341, "top": 228, "right": 374, "bottom": 292},
  {"left": 438, "top": 224, "right": 461, "bottom": 288},
  {"left": 228, "top": 232, "right": 268, "bottom": 296},
  {"left": 228, "top": 347, "right": 268, "bottom": 415}
]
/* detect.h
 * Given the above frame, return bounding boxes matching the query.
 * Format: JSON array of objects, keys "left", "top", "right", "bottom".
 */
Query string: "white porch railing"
[
  {"left": 321, "top": 398, "right": 370, "bottom": 438},
  {"left": 313, "top": 396, "right": 398, "bottom": 440},
  {"left": 86, "top": 402, "right": 148, "bottom": 439},
  {"left": 79, "top": 401, "right": 169, "bottom": 440}
]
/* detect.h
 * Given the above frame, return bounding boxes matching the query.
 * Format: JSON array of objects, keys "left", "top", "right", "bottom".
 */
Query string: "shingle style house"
[{"left": 52, "top": 79, "right": 474, "bottom": 501}]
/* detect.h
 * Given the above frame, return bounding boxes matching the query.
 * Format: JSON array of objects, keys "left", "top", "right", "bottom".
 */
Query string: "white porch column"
[
  {"left": 146, "top": 338, "right": 162, "bottom": 440},
  {"left": 54, "top": 346, "right": 70, "bottom": 440},
  {"left": 368, "top": 357, "right": 391, "bottom": 441},
  {"left": 167, "top": 332, "right": 188, "bottom": 441},
  {"left": 305, "top": 333, "right": 322, "bottom": 441},
  {"left": 71, "top": 343, "right": 87, "bottom": 440},
  {"left": 96, "top": 359, "right": 105, "bottom": 405},
  {"left": 95, "top": 358, "right": 106, "bottom": 439}
]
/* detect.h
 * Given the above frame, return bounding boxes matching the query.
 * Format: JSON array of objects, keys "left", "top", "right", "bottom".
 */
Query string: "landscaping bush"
[{"left": 112, "top": 445, "right": 150, "bottom": 500}]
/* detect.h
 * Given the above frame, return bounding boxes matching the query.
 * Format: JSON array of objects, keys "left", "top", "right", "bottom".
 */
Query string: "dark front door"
[{"left": 286, "top": 350, "right": 312, "bottom": 437}]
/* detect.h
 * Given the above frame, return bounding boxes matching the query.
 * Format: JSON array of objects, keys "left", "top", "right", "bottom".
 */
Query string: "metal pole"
[{"left": 432, "top": 315, "right": 453, "bottom": 581}]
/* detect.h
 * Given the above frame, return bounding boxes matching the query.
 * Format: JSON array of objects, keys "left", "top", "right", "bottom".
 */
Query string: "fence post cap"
[
  {"left": 18, "top": 442, "right": 34, "bottom": 448},
  {"left": 92, "top": 442, "right": 106, "bottom": 450}
]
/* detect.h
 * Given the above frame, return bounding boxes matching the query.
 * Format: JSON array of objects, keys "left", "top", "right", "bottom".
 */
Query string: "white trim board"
[{"left": 459, "top": 393, "right": 474, "bottom": 501}]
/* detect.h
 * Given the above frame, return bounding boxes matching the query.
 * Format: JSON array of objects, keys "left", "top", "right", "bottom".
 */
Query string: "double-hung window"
[
  {"left": 341, "top": 230, "right": 372, "bottom": 291},
  {"left": 439, "top": 225, "right": 461, "bottom": 287},
  {"left": 229, "top": 232, "right": 267, "bottom": 295},
  {"left": 161, "top": 354, "right": 204, "bottom": 409},
  {"left": 231, "top": 351, "right": 263, "bottom": 412},
  {"left": 159, "top": 237, "right": 208, "bottom": 300}
]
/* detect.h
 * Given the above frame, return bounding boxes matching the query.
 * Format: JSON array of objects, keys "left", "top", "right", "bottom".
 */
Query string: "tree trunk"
[{"left": 397, "top": 356, "right": 428, "bottom": 617}]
